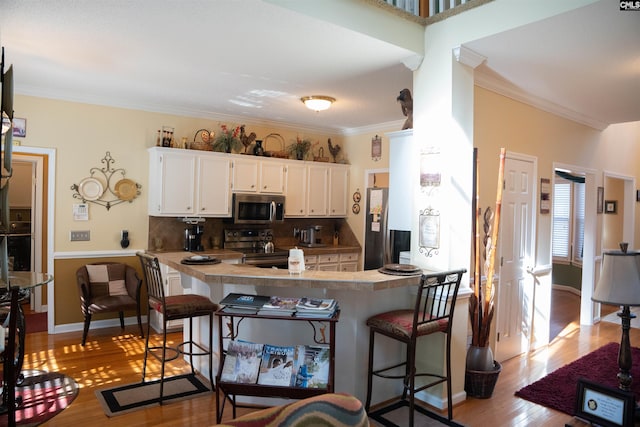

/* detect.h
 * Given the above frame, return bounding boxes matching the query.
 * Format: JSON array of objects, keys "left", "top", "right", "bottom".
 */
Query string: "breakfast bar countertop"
[{"left": 150, "top": 250, "right": 424, "bottom": 291}]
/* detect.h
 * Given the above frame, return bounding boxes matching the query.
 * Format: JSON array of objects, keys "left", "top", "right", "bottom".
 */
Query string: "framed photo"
[
  {"left": 604, "top": 200, "right": 617, "bottom": 214},
  {"left": 371, "top": 135, "right": 381, "bottom": 161},
  {"left": 419, "top": 209, "right": 440, "bottom": 249},
  {"left": 575, "top": 378, "right": 635, "bottom": 427},
  {"left": 12, "top": 117, "right": 26, "bottom": 137},
  {"left": 597, "top": 187, "right": 604, "bottom": 214}
]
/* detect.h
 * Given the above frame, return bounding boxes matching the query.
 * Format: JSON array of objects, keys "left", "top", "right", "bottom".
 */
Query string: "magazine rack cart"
[{"left": 214, "top": 308, "right": 339, "bottom": 423}]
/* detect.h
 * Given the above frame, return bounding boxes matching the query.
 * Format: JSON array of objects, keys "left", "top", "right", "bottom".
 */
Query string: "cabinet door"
[
  {"left": 259, "top": 160, "right": 285, "bottom": 194},
  {"left": 307, "top": 165, "right": 328, "bottom": 216},
  {"left": 153, "top": 150, "right": 196, "bottom": 216},
  {"left": 198, "top": 155, "right": 232, "bottom": 216},
  {"left": 328, "top": 165, "right": 349, "bottom": 217},
  {"left": 284, "top": 162, "right": 307, "bottom": 217},
  {"left": 232, "top": 158, "right": 259, "bottom": 192}
]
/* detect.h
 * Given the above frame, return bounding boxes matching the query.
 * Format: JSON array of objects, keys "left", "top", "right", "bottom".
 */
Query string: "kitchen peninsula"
[{"left": 151, "top": 250, "right": 432, "bottom": 404}]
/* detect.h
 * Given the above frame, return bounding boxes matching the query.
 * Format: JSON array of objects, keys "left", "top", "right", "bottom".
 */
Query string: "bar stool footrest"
[{"left": 368, "top": 399, "right": 462, "bottom": 427}]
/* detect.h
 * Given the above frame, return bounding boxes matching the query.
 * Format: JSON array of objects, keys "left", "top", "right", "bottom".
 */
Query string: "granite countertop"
[{"left": 151, "top": 251, "right": 423, "bottom": 292}]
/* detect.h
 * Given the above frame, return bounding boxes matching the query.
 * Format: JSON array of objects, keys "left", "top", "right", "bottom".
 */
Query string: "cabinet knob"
[
  {"left": 263, "top": 185, "right": 267, "bottom": 189},
  {"left": 251, "top": 184, "right": 255, "bottom": 188},
  {"left": 201, "top": 207, "right": 205, "bottom": 211},
  {"left": 187, "top": 206, "right": 192, "bottom": 210}
]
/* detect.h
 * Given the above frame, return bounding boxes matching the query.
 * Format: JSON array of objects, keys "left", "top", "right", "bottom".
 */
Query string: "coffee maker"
[{"left": 184, "top": 224, "right": 204, "bottom": 252}]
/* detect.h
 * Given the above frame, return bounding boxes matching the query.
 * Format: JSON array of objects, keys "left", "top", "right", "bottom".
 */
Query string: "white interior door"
[{"left": 495, "top": 155, "right": 536, "bottom": 362}]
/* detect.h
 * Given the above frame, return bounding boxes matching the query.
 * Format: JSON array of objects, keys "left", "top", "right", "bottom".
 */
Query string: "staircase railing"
[{"left": 384, "top": 0, "right": 479, "bottom": 19}]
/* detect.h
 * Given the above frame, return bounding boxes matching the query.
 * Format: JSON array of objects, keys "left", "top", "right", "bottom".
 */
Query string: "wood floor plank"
[{"left": 18, "top": 290, "right": 637, "bottom": 426}]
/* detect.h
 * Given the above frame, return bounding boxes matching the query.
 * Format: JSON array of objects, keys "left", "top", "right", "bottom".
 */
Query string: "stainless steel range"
[{"left": 223, "top": 228, "right": 289, "bottom": 269}]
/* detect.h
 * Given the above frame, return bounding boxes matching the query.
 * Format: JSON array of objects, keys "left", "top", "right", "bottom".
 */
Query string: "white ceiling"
[{"left": 0, "top": 0, "right": 638, "bottom": 134}]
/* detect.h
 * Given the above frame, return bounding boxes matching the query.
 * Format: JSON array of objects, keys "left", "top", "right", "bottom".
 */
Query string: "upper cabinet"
[
  {"left": 232, "top": 157, "right": 285, "bottom": 194},
  {"left": 148, "top": 148, "right": 231, "bottom": 217},
  {"left": 328, "top": 164, "right": 349, "bottom": 217},
  {"left": 307, "top": 164, "right": 328, "bottom": 216},
  {"left": 149, "top": 147, "right": 349, "bottom": 218},
  {"left": 284, "top": 162, "right": 307, "bottom": 217}
]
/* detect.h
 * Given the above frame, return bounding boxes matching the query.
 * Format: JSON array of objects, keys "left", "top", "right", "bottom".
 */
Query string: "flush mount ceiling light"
[{"left": 301, "top": 96, "right": 335, "bottom": 112}]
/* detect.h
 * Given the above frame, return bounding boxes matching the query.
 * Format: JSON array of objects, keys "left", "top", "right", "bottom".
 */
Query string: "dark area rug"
[
  {"left": 0, "top": 370, "right": 79, "bottom": 427},
  {"left": 515, "top": 342, "right": 640, "bottom": 415},
  {"left": 95, "top": 373, "right": 211, "bottom": 417}
]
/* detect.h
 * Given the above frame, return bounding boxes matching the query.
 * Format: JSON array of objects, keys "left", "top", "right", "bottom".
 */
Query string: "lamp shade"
[{"left": 592, "top": 250, "right": 640, "bottom": 306}]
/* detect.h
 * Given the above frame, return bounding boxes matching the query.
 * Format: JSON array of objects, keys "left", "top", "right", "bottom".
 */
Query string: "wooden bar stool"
[
  {"left": 137, "top": 252, "right": 218, "bottom": 403},
  {"left": 365, "top": 269, "right": 466, "bottom": 426}
]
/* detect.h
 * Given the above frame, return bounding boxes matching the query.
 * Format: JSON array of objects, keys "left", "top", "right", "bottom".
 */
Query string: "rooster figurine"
[
  {"left": 397, "top": 88, "right": 413, "bottom": 130},
  {"left": 239, "top": 125, "right": 257, "bottom": 153},
  {"left": 327, "top": 138, "right": 341, "bottom": 163}
]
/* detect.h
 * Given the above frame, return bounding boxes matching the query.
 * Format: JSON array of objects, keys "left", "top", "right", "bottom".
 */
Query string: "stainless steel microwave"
[{"left": 232, "top": 193, "right": 285, "bottom": 224}]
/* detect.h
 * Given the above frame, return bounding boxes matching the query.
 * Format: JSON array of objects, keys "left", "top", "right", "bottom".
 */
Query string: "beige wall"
[{"left": 13, "top": 95, "right": 345, "bottom": 326}]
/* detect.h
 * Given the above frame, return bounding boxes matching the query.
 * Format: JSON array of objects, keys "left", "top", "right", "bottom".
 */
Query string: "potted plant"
[
  {"left": 286, "top": 137, "right": 313, "bottom": 160},
  {"left": 465, "top": 148, "right": 505, "bottom": 398},
  {"left": 212, "top": 124, "right": 242, "bottom": 153}
]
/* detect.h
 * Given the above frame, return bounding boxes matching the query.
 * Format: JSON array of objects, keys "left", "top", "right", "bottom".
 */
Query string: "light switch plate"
[{"left": 70, "top": 230, "right": 90, "bottom": 241}]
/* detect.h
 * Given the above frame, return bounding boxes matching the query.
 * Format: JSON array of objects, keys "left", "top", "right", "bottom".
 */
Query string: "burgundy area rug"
[{"left": 515, "top": 342, "right": 640, "bottom": 415}]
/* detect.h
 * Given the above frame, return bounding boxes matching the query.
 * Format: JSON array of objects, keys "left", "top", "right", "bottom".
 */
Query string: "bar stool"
[
  {"left": 137, "top": 252, "right": 218, "bottom": 403},
  {"left": 365, "top": 269, "right": 466, "bottom": 426}
]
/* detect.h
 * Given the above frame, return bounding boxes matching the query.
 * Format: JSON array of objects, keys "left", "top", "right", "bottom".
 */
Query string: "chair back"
[
  {"left": 136, "top": 252, "right": 166, "bottom": 309},
  {"left": 413, "top": 269, "right": 466, "bottom": 337}
]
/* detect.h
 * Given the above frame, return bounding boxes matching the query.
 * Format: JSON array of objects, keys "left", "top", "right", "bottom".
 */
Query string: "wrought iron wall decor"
[
  {"left": 71, "top": 151, "right": 141, "bottom": 210},
  {"left": 418, "top": 208, "right": 440, "bottom": 258}
]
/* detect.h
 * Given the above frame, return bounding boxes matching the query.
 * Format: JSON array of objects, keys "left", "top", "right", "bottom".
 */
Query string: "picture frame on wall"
[
  {"left": 597, "top": 187, "right": 604, "bottom": 214},
  {"left": 12, "top": 117, "right": 26, "bottom": 137},
  {"left": 604, "top": 200, "right": 617, "bottom": 214}
]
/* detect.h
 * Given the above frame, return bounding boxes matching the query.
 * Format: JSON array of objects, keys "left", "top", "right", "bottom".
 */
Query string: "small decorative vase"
[
  {"left": 296, "top": 151, "right": 304, "bottom": 160},
  {"left": 253, "top": 140, "right": 264, "bottom": 156}
]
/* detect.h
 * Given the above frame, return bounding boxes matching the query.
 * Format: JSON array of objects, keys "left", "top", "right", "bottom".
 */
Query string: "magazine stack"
[
  {"left": 219, "top": 293, "right": 271, "bottom": 314},
  {"left": 257, "top": 296, "right": 300, "bottom": 317},
  {"left": 220, "top": 340, "right": 330, "bottom": 389},
  {"left": 294, "top": 297, "right": 338, "bottom": 318}
]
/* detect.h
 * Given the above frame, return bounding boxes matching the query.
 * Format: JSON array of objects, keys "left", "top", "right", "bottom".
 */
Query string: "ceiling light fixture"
[{"left": 301, "top": 96, "right": 335, "bottom": 112}]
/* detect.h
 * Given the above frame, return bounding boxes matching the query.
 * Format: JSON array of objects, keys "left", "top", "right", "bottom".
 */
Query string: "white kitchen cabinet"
[
  {"left": 284, "top": 162, "right": 308, "bottom": 217},
  {"left": 307, "top": 164, "right": 328, "bottom": 216},
  {"left": 259, "top": 158, "right": 285, "bottom": 194},
  {"left": 232, "top": 157, "right": 285, "bottom": 194},
  {"left": 148, "top": 147, "right": 232, "bottom": 217},
  {"left": 232, "top": 157, "right": 259, "bottom": 192},
  {"left": 328, "top": 164, "right": 349, "bottom": 217},
  {"left": 198, "top": 155, "right": 232, "bottom": 216},
  {"left": 148, "top": 148, "right": 197, "bottom": 216},
  {"left": 339, "top": 252, "right": 359, "bottom": 272},
  {"left": 150, "top": 263, "right": 184, "bottom": 333}
]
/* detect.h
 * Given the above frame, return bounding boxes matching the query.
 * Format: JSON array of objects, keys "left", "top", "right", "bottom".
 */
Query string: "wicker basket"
[
  {"left": 190, "top": 129, "right": 213, "bottom": 151},
  {"left": 263, "top": 133, "right": 288, "bottom": 158},
  {"left": 464, "top": 361, "right": 502, "bottom": 398}
]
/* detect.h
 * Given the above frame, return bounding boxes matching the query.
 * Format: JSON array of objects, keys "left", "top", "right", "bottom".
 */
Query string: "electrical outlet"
[{"left": 70, "top": 230, "right": 90, "bottom": 241}]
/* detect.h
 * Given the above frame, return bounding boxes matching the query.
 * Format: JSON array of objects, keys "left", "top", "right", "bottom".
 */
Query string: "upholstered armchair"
[{"left": 76, "top": 262, "right": 144, "bottom": 346}]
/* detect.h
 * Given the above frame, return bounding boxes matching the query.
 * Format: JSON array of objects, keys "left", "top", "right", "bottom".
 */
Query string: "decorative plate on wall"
[
  {"left": 115, "top": 178, "right": 138, "bottom": 201},
  {"left": 78, "top": 177, "right": 104, "bottom": 201}
]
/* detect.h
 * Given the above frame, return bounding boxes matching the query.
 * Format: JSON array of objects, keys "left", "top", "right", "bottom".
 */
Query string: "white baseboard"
[{"left": 52, "top": 315, "right": 148, "bottom": 335}]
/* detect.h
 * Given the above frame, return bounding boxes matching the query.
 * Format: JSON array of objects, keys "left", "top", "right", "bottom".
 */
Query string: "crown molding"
[
  {"left": 453, "top": 46, "right": 486, "bottom": 69},
  {"left": 475, "top": 70, "right": 608, "bottom": 131}
]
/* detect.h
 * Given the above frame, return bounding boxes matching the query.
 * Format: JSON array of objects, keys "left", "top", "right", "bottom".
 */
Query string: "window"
[{"left": 552, "top": 175, "right": 585, "bottom": 265}]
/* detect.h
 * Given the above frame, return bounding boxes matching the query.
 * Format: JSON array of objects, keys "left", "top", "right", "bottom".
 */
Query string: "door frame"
[
  {"left": 14, "top": 146, "right": 56, "bottom": 327},
  {"left": 552, "top": 162, "right": 598, "bottom": 326}
]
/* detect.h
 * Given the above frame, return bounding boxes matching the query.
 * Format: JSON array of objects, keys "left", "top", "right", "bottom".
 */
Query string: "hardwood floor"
[{"left": 19, "top": 290, "right": 637, "bottom": 426}]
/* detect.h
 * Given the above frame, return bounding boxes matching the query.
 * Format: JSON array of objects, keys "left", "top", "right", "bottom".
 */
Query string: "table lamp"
[{"left": 591, "top": 244, "right": 640, "bottom": 391}]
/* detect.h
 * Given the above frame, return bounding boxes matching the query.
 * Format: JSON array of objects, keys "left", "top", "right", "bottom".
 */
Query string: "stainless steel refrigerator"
[{"left": 364, "top": 188, "right": 411, "bottom": 270}]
